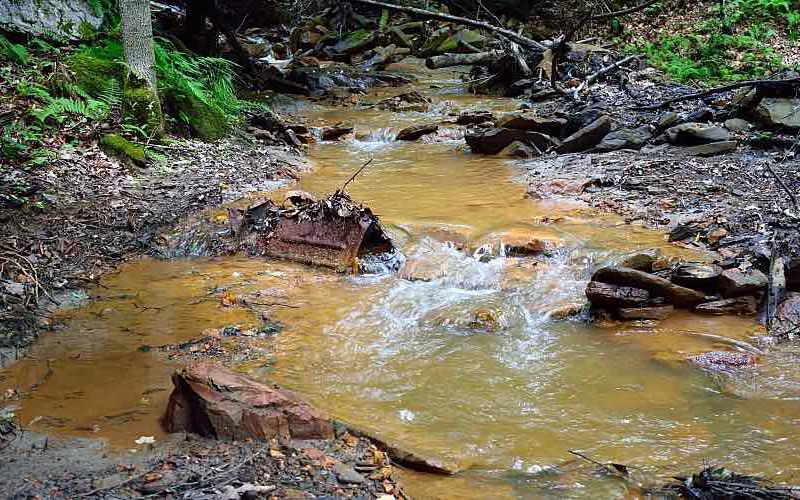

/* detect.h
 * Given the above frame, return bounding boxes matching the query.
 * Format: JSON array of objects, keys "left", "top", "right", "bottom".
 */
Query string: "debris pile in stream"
[
  {"left": 228, "top": 190, "right": 398, "bottom": 273},
  {"left": 649, "top": 466, "right": 800, "bottom": 499}
]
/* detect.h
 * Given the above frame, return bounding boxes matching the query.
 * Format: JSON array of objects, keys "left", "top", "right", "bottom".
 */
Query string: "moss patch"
[
  {"left": 67, "top": 52, "right": 124, "bottom": 96},
  {"left": 123, "top": 83, "right": 163, "bottom": 136},
  {"left": 100, "top": 133, "right": 146, "bottom": 163},
  {"left": 169, "top": 93, "right": 229, "bottom": 141}
]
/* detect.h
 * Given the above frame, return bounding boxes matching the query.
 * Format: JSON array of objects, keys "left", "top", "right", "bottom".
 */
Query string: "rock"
[
  {"left": 585, "top": 281, "right": 650, "bottom": 308},
  {"left": 164, "top": 362, "right": 334, "bottom": 442},
  {"left": 465, "top": 128, "right": 559, "bottom": 155},
  {"left": 501, "top": 229, "right": 564, "bottom": 256},
  {"left": 548, "top": 302, "right": 585, "bottom": 319},
  {"left": 689, "top": 351, "right": 758, "bottom": 370},
  {"left": 724, "top": 118, "right": 753, "bottom": 131},
  {"left": 0, "top": 0, "right": 102, "bottom": 40},
  {"left": 618, "top": 305, "right": 674, "bottom": 320},
  {"left": 663, "top": 122, "right": 732, "bottom": 145},
  {"left": 706, "top": 227, "right": 728, "bottom": 245},
  {"left": 505, "top": 79, "right": 536, "bottom": 97},
  {"left": 455, "top": 110, "right": 493, "bottom": 125},
  {"left": 556, "top": 115, "right": 612, "bottom": 154},
  {"left": 333, "top": 462, "right": 365, "bottom": 484},
  {"left": 671, "top": 262, "right": 723, "bottom": 290},
  {"left": 345, "top": 424, "right": 460, "bottom": 474},
  {"left": 694, "top": 296, "right": 758, "bottom": 315},
  {"left": 619, "top": 249, "right": 661, "bottom": 272},
  {"left": 788, "top": 258, "right": 800, "bottom": 290},
  {"left": 592, "top": 266, "right": 707, "bottom": 307},
  {"left": 321, "top": 125, "right": 354, "bottom": 141},
  {"left": 684, "top": 108, "right": 715, "bottom": 123},
  {"left": 495, "top": 112, "right": 566, "bottom": 136},
  {"left": 499, "top": 141, "right": 535, "bottom": 157},
  {"left": 776, "top": 292, "right": 800, "bottom": 323},
  {"left": 396, "top": 123, "right": 438, "bottom": 141},
  {"left": 754, "top": 97, "right": 800, "bottom": 130},
  {"left": 596, "top": 126, "right": 653, "bottom": 151},
  {"left": 719, "top": 268, "right": 768, "bottom": 297},
  {"left": 655, "top": 111, "right": 680, "bottom": 130},
  {"left": 682, "top": 141, "right": 738, "bottom": 156},
  {"left": 375, "top": 91, "right": 431, "bottom": 112}
]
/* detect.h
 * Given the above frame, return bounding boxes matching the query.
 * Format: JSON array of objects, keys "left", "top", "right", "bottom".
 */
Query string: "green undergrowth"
[{"left": 624, "top": 0, "right": 796, "bottom": 84}]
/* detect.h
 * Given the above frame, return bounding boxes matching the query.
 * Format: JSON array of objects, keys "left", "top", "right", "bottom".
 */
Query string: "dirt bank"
[{"left": 0, "top": 137, "right": 306, "bottom": 368}]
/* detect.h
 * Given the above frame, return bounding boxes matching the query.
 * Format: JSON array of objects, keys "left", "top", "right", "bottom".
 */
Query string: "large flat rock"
[{"left": 592, "top": 266, "right": 707, "bottom": 306}]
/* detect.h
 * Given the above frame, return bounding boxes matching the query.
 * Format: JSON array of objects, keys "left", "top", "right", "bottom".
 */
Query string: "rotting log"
[
  {"left": 349, "top": 0, "right": 547, "bottom": 50},
  {"left": 425, "top": 50, "right": 503, "bottom": 69}
]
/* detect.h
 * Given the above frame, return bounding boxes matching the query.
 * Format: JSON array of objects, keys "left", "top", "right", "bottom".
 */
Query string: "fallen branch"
[
  {"left": 349, "top": 0, "right": 547, "bottom": 50},
  {"left": 425, "top": 50, "right": 503, "bottom": 69},
  {"left": 573, "top": 54, "right": 640, "bottom": 95},
  {"left": 634, "top": 77, "right": 800, "bottom": 110}
]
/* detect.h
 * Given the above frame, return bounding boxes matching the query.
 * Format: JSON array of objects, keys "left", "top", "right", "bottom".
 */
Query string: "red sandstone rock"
[{"left": 164, "top": 362, "right": 333, "bottom": 442}]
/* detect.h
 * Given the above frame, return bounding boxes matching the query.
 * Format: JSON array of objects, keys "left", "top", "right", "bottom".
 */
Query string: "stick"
[
  {"left": 339, "top": 157, "right": 374, "bottom": 193},
  {"left": 634, "top": 77, "right": 800, "bottom": 110},
  {"left": 764, "top": 162, "right": 799, "bottom": 211},
  {"left": 425, "top": 50, "right": 503, "bottom": 69},
  {"left": 575, "top": 54, "right": 639, "bottom": 94},
  {"left": 349, "top": 0, "right": 547, "bottom": 50}
]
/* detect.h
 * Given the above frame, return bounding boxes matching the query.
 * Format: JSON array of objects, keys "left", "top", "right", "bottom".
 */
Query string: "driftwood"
[
  {"left": 425, "top": 50, "right": 503, "bottom": 69},
  {"left": 349, "top": 0, "right": 547, "bottom": 50}
]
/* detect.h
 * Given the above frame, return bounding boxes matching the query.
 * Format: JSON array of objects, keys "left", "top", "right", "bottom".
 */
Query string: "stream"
[{"left": 4, "top": 64, "right": 800, "bottom": 498}]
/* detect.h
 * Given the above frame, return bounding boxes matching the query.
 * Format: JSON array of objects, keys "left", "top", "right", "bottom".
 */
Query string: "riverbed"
[{"left": 3, "top": 64, "right": 800, "bottom": 498}]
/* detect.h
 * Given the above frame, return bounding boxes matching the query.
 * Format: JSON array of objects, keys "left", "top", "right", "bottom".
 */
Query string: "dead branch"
[
  {"left": 765, "top": 162, "right": 800, "bottom": 211},
  {"left": 634, "top": 77, "right": 800, "bottom": 110},
  {"left": 576, "top": 54, "right": 640, "bottom": 93},
  {"left": 339, "top": 157, "right": 375, "bottom": 193},
  {"left": 425, "top": 50, "right": 503, "bottom": 69},
  {"left": 348, "top": 0, "right": 547, "bottom": 50}
]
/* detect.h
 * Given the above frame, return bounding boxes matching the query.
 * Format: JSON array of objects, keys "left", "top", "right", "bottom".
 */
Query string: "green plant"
[{"left": 0, "top": 35, "right": 29, "bottom": 65}]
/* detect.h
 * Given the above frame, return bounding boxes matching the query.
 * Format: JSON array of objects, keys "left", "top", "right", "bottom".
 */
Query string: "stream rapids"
[{"left": 4, "top": 65, "right": 800, "bottom": 498}]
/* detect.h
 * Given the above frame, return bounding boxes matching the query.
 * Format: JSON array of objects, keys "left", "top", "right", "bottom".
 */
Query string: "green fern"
[{"left": 0, "top": 35, "right": 29, "bottom": 65}]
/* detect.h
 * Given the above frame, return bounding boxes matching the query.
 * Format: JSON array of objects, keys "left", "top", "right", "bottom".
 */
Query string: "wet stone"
[
  {"left": 596, "top": 126, "right": 653, "bottom": 151},
  {"left": 592, "top": 266, "right": 707, "bottom": 307},
  {"left": 455, "top": 110, "right": 494, "bottom": 125},
  {"left": 671, "top": 262, "right": 723, "bottom": 290},
  {"left": 333, "top": 462, "right": 365, "bottom": 484},
  {"left": 662, "top": 122, "right": 732, "bottom": 146},
  {"left": 585, "top": 281, "right": 650, "bottom": 308},
  {"left": 694, "top": 296, "right": 758, "bottom": 315},
  {"left": 556, "top": 115, "right": 612, "bottom": 154},
  {"left": 465, "top": 128, "right": 559, "bottom": 155},
  {"left": 689, "top": 351, "right": 758, "bottom": 370},
  {"left": 719, "top": 268, "right": 768, "bottom": 297},
  {"left": 619, "top": 248, "right": 661, "bottom": 272},
  {"left": 495, "top": 112, "right": 566, "bottom": 136},
  {"left": 396, "top": 123, "right": 438, "bottom": 141}
]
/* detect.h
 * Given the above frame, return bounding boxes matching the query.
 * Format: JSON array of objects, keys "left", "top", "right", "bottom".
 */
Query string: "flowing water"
[{"left": 4, "top": 64, "right": 800, "bottom": 498}]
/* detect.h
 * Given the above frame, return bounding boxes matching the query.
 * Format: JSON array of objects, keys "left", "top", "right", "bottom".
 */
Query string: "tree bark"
[{"left": 119, "top": 0, "right": 158, "bottom": 88}]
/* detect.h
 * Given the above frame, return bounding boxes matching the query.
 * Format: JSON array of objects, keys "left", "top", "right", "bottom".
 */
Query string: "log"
[
  {"left": 425, "top": 50, "right": 503, "bottom": 69},
  {"left": 349, "top": 0, "right": 547, "bottom": 50}
]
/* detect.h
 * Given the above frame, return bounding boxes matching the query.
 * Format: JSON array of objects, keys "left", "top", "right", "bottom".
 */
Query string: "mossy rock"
[
  {"left": 168, "top": 93, "right": 229, "bottom": 141},
  {"left": 100, "top": 133, "right": 146, "bottom": 163},
  {"left": 66, "top": 52, "right": 124, "bottom": 96},
  {"left": 123, "top": 83, "right": 163, "bottom": 137}
]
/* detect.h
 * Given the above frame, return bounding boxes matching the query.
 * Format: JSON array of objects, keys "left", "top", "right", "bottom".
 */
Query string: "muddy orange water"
[{"left": 4, "top": 64, "right": 800, "bottom": 498}]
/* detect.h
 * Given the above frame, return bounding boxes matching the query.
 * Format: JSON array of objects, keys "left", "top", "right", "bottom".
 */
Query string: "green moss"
[
  {"left": 100, "top": 133, "right": 146, "bottom": 162},
  {"left": 67, "top": 52, "right": 123, "bottom": 96},
  {"left": 169, "top": 92, "right": 228, "bottom": 141},
  {"left": 123, "top": 83, "right": 163, "bottom": 136}
]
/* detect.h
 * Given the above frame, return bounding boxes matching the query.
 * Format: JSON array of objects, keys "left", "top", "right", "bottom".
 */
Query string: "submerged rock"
[
  {"left": 375, "top": 91, "right": 431, "bottom": 112},
  {"left": 455, "top": 110, "right": 494, "bottom": 125},
  {"left": 501, "top": 228, "right": 564, "bottom": 256},
  {"left": 689, "top": 351, "right": 758, "bottom": 370},
  {"left": 164, "top": 362, "right": 334, "bottom": 442},
  {"left": 592, "top": 266, "right": 707, "bottom": 307},
  {"left": 694, "top": 296, "right": 758, "bottom": 315},
  {"left": 396, "top": 123, "right": 438, "bottom": 141},
  {"left": 619, "top": 249, "right": 661, "bottom": 272},
  {"left": 618, "top": 305, "right": 673, "bottom": 320},
  {"left": 556, "top": 115, "right": 612, "bottom": 154},
  {"left": 585, "top": 281, "right": 650, "bottom": 308}
]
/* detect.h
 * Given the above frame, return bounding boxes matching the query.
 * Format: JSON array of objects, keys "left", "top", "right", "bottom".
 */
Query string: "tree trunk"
[{"left": 119, "top": 0, "right": 158, "bottom": 88}]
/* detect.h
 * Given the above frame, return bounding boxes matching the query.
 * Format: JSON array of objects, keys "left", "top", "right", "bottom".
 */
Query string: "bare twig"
[
  {"left": 634, "top": 77, "right": 800, "bottom": 110},
  {"left": 339, "top": 157, "right": 375, "bottom": 193}
]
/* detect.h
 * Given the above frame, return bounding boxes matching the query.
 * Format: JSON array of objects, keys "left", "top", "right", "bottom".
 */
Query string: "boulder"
[
  {"left": 396, "top": 123, "right": 439, "bottom": 141},
  {"left": 164, "top": 362, "right": 334, "bottom": 442},
  {"left": 556, "top": 115, "right": 612, "bottom": 154},
  {"left": 495, "top": 112, "right": 566, "bottom": 136},
  {"left": 465, "top": 128, "right": 559, "bottom": 155},
  {"left": 618, "top": 305, "right": 674, "bottom": 320},
  {"left": 724, "top": 118, "right": 753, "bottom": 132},
  {"left": 776, "top": 292, "right": 800, "bottom": 323},
  {"left": 694, "top": 296, "right": 758, "bottom": 315},
  {"left": 455, "top": 110, "right": 494, "bottom": 125},
  {"left": 619, "top": 249, "right": 661, "bottom": 272},
  {"left": 596, "top": 126, "right": 653, "bottom": 151},
  {"left": 671, "top": 262, "right": 723, "bottom": 290},
  {"left": 505, "top": 79, "right": 536, "bottom": 97},
  {"left": 585, "top": 281, "right": 650, "bottom": 308},
  {"left": 375, "top": 91, "right": 431, "bottom": 112},
  {"left": 655, "top": 111, "right": 680, "bottom": 130},
  {"left": 719, "top": 268, "right": 768, "bottom": 297},
  {"left": 499, "top": 141, "right": 535, "bottom": 158},
  {"left": 663, "top": 122, "right": 732, "bottom": 146},
  {"left": 321, "top": 125, "right": 354, "bottom": 141},
  {"left": 754, "top": 97, "right": 800, "bottom": 130},
  {"left": 592, "top": 266, "right": 707, "bottom": 306},
  {"left": 0, "top": 0, "right": 101, "bottom": 40}
]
